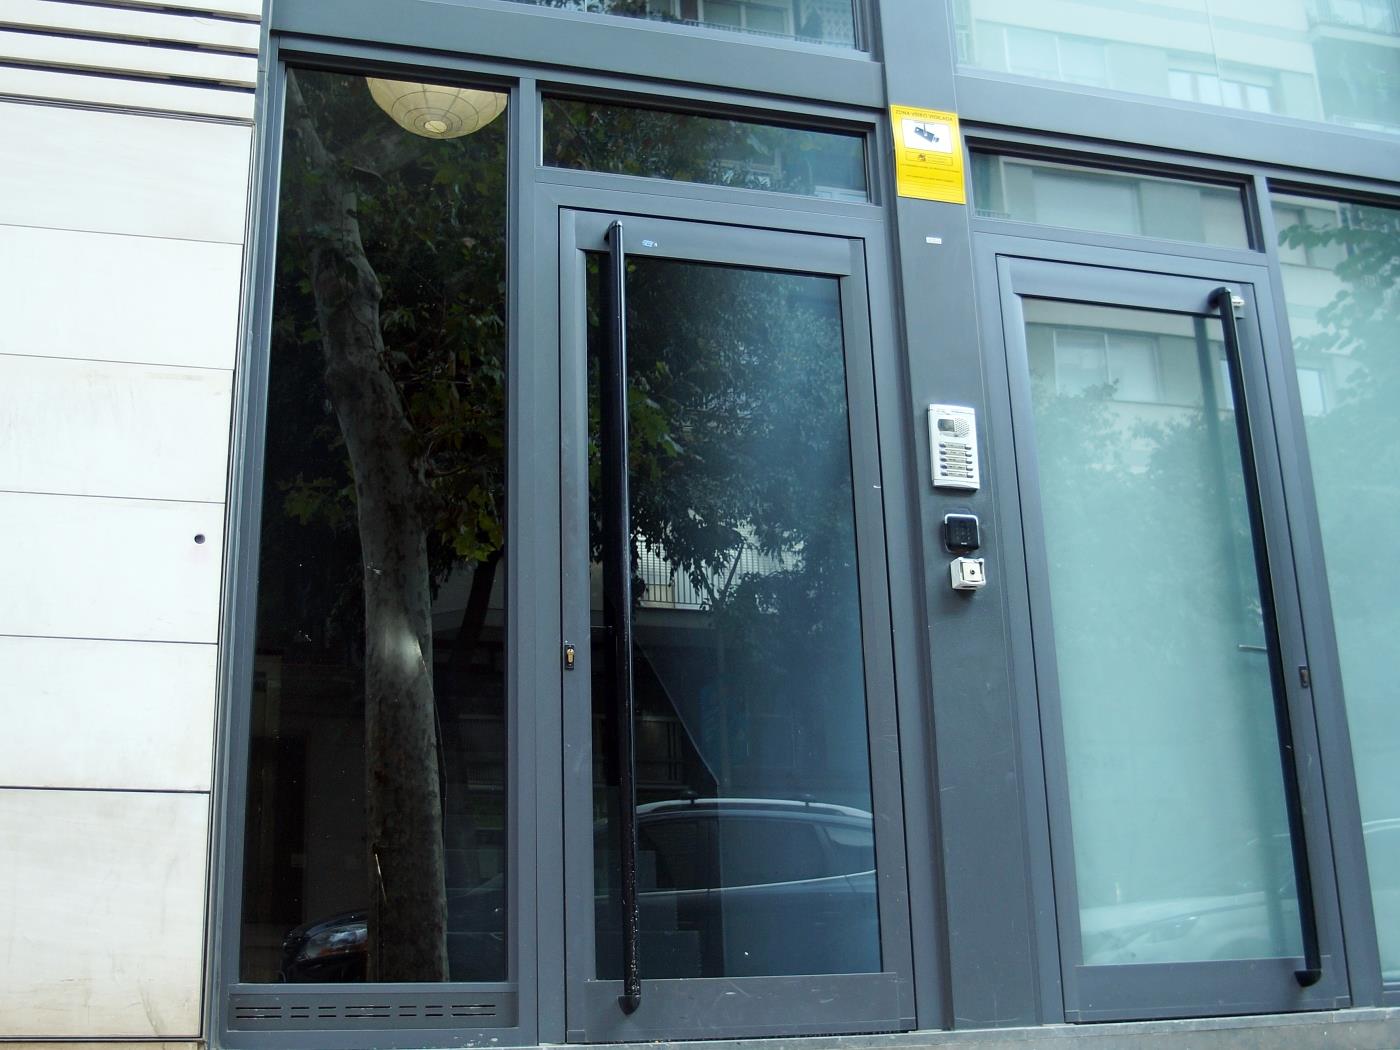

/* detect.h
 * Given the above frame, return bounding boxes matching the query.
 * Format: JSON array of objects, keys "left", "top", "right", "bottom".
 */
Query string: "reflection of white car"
[
  {"left": 1363, "top": 818, "right": 1400, "bottom": 983},
  {"left": 1081, "top": 891, "right": 1301, "bottom": 965},
  {"left": 595, "top": 797, "right": 879, "bottom": 978},
  {"left": 1080, "top": 831, "right": 1300, "bottom": 966},
  {"left": 1081, "top": 820, "right": 1400, "bottom": 968}
]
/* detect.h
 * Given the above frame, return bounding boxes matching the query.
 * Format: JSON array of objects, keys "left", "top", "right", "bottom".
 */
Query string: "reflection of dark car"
[
  {"left": 279, "top": 879, "right": 505, "bottom": 983},
  {"left": 279, "top": 911, "right": 368, "bottom": 982},
  {"left": 282, "top": 797, "right": 876, "bottom": 982}
]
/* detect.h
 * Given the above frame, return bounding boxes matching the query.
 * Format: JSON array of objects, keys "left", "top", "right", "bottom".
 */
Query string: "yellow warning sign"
[{"left": 890, "top": 106, "right": 966, "bottom": 204}]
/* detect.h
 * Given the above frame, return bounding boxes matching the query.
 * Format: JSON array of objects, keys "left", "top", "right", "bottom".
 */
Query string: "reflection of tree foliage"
[
  {"left": 264, "top": 69, "right": 508, "bottom": 981},
  {"left": 1029, "top": 341, "right": 1288, "bottom": 910},
  {"left": 274, "top": 73, "right": 508, "bottom": 581},
  {"left": 264, "top": 66, "right": 872, "bottom": 980},
  {"left": 1033, "top": 370, "right": 1260, "bottom": 664},
  {"left": 1276, "top": 206, "right": 1400, "bottom": 619},
  {"left": 597, "top": 260, "right": 866, "bottom": 796},
  {"left": 1276, "top": 203, "right": 1400, "bottom": 844},
  {"left": 546, "top": 99, "right": 862, "bottom": 196}
]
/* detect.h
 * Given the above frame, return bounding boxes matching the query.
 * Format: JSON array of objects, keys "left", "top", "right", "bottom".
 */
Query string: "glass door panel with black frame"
[
  {"left": 995, "top": 257, "right": 1346, "bottom": 1020},
  {"left": 560, "top": 212, "right": 911, "bottom": 1042}
]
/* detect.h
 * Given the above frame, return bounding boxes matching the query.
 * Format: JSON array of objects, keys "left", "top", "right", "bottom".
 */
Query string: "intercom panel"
[{"left": 928, "top": 404, "right": 980, "bottom": 491}]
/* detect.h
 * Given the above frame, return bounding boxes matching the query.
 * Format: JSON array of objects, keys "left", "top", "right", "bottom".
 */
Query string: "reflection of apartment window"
[
  {"left": 952, "top": 0, "right": 973, "bottom": 61},
  {"left": 1308, "top": 0, "right": 1400, "bottom": 33},
  {"left": 1033, "top": 170, "right": 1140, "bottom": 236},
  {"left": 1274, "top": 203, "right": 1349, "bottom": 269},
  {"left": 1053, "top": 329, "right": 1162, "bottom": 402},
  {"left": 665, "top": 0, "right": 793, "bottom": 34},
  {"left": 1296, "top": 367, "right": 1329, "bottom": 416},
  {"left": 1004, "top": 26, "right": 1109, "bottom": 86},
  {"left": 1168, "top": 68, "right": 1274, "bottom": 112}
]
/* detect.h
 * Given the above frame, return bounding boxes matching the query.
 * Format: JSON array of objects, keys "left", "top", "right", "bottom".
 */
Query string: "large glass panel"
[
  {"left": 1023, "top": 298, "right": 1303, "bottom": 965},
  {"left": 544, "top": 98, "right": 868, "bottom": 202},
  {"left": 957, "top": 1, "right": 1400, "bottom": 135},
  {"left": 1273, "top": 193, "right": 1400, "bottom": 980},
  {"left": 240, "top": 69, "right": 509, "bottom": 984},
  {"left": 971, "top": 153, "right": 1251, "bottom": 248},
  {"left": 587, "top": 257, "right": 879, "bottom": 979},
  {"left": 502, "top": 0, "right": 856, "bottom": 47}
]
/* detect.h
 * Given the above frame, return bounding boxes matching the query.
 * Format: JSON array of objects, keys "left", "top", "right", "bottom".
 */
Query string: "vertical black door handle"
[
  {"left": 1212, "top": 286, "right": 1322, "bottom": 989},
  {"left": 602, "top": 221, "right": 642, "bottom": 1014}
]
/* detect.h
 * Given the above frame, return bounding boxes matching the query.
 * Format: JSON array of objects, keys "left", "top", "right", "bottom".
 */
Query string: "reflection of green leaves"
[
  {"left": 1275, "top": 202, "right": 1400, "bottom": 727},
  {"left": 544, "top": 98, "right": 861, "bottom": 198},
  {"left": 282, "top": 473, "right": 356, "bottom": 529},
  {"left": 260, "top": 70, "right": 510, "bottom": 651}
]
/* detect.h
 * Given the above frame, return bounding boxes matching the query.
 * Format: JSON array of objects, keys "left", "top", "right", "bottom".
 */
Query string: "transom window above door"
[{"left": 501, "top": 0, "right": 858, "bottom": 47}]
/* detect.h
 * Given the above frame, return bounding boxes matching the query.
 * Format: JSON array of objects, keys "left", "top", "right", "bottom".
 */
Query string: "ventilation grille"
[{"left": 229, "top": 990, "right": 515, "bottom": 1031}]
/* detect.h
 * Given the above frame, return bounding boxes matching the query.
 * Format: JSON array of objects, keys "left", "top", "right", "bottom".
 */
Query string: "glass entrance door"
[
  {"left": 558, "top": 211, "right": 912, "bottom": 1041},
  {"left": 992, "top": 256, "right": 1348, "bottom": 1019}
]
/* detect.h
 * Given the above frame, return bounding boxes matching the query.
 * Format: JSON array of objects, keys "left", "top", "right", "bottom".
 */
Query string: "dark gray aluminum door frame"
[
  {"left": 556, "top": 206, "right": 915, "bottom": 1042},
  {"left": 986, "top": 245, "right": 1350, "bottom": 1022}
]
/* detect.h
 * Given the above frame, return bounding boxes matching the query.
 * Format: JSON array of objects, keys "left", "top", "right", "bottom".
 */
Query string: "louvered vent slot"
[
  {"left": 230, "top": 992, "right": 507, "bottom": 1030},
  {"left": 233, "top": 1005, "right": 283, "bottom": 1021}
]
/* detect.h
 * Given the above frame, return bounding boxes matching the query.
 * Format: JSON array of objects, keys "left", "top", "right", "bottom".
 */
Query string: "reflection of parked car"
[
  {"left": 1363, "top": 818, "right": 1400, "bottom": 983},
  {"left": 282, "top": 797, "right": 876, "bottom": 982},
  {"left": 595, "top": 797, "right": 878, "bottom": 979},
  {"left": 279, "top": 911, "right": 368, "bottom": 983},
  {"left": 280, "top": 878, "right": 504, "bottom": 983},
  {"left": 1080, "top": 832, "right": 1299, "bottom": 966},
  {"left": 1081, "top": 821, "right": 1400, "bottom": 968}
]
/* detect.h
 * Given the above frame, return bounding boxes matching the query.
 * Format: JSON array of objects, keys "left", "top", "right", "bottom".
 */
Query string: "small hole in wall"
[{"left": 194, "top": 534, "right": 206, "bottom": 544}]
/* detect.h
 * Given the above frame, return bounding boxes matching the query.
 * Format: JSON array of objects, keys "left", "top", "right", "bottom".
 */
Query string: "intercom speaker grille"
[{"left": 950, "top": 417, "right": 970, "bottom": 437}]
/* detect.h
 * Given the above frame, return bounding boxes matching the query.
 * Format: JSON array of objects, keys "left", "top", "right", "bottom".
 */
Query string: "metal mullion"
[
  {"left": 209, "top": 31, "right": 288, "bottom": 1048},
  {"left": 507, "top": 72, "right": 543, "bottom": 1044}
]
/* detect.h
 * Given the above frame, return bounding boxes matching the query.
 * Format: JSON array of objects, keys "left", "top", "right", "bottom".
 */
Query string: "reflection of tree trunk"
[
  {"left": 289, "top": 72, "right": 448, "bottom": 982},
  {"left": 450, "top": 549, "right": 502, "bottom": 672}
]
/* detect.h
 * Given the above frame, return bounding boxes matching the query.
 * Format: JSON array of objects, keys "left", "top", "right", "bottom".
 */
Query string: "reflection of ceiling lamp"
[{"left": 365, "top": 77, "right": 506, "bottom": 139}]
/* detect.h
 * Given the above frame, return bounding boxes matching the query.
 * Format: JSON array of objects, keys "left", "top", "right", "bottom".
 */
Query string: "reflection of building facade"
[
  {"left": 958, "top": 0, "right": 1400, "bottom": 131},
  {"left": 2, "top": 1, "right": 1399, "bottom": 1050}
]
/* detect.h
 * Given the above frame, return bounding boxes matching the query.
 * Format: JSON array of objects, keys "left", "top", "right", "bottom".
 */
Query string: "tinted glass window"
[
  {"left": 971, "top": 153, "right": 1250, "bottom": 248},
  {"left": 588, "top": 256, "right": 881, "bottom": 980},
  {"left": 1273, "top": 192, "right": 1400, "bottom": 979},
  {"left": 545, "top": 98, "right": 868, "bottom": 201},
  {"left": 504, "top": 0, "right": 857, "bottom": 47},
  {"left": 240, "top": 68, "right": 509, "bottom": 984},
  {"left": 958, "top": 0, "right": 1400, "bottom": 135},
  {"left": 1024, "top": 298, "right": 1303, "bottom": 965}
]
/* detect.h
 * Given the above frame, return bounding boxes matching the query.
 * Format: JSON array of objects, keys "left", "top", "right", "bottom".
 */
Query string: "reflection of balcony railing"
[
  {"left": 1306, "top": 0, "right": 1400, "bottom": 34},
  {"left": 636, "top": 540, "right": 796, "bottom": 610}
]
